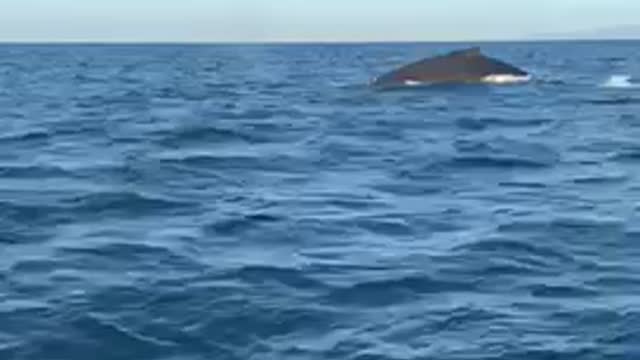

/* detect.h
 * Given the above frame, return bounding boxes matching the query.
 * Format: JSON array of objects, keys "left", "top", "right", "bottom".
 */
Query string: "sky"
[{"left": 0, "top": 0, "right": 638, "bottom": 42}]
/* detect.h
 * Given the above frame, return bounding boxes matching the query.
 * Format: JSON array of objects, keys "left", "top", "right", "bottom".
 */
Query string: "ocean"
[{"left": 1, "top": 41, "right": 639, "bottom": 359}]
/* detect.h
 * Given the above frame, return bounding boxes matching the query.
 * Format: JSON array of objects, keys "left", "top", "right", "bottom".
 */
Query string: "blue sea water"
[{"left": 1, "top": 41, "right": 640, "bottom": 359}]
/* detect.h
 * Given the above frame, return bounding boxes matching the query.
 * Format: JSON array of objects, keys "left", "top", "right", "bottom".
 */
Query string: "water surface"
[{"left": 1, "top": 41, "right": 640, "bottom": 359}]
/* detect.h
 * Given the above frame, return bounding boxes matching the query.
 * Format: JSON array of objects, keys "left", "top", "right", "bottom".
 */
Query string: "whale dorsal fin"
[{"left": 448, "top": 47, "right": 482, "bottom": 57}]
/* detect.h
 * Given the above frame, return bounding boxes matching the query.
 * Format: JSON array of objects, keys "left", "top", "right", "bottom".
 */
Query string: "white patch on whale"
[
  {"left": 403, "top": 80, "right": 423, "bottom": 86},
  {"left": 482, "top": 74, "right": 532, "bottom": 84}
]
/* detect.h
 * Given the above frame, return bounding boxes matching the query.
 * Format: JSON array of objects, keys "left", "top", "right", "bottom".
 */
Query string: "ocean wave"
[
  {"left": 0, "top": 129, "right": 50, "bottom": 143},
  {"left": 587, "top": 275, "right": 640, "bottom": 289},
  {"left": 536, "top": 77, "right": 569, "bottom": 86},
  {"left": 205, "top": 213, "right": 287, "bottom": 236},
  {"left": 369, "top": 181, "right": 445, "bottom": 196},
  {"left": 156, "top": 125, "right": 262, "bottom": 148},
  {"left": 0, "top": 164, "right": 71, "bottom": 178},
  {"left": 499, "top": 181, "right": 548, "bottom": 189},
  {"left": 453, "top": 238, "right": 573, "bottom": 264},
  {"left": 194, "top": 304, "right": 338, "bottom": 350},
  {"left": 610, "top": 146, "right": 640, "bottom": 162},
  {"left": 584, "top": 96, "right": 640, "bottom": 105},
  {"left": 229, "top": 265, "right": 327, "bottom": 290},
  {"left": 527, "top": 284, "right": 600, "bottom": 298},
  {"left": 571, "top": 173, "right": 628, "bottom": 185},
  {"left": 326, "top": 275, "right": 476, "bottom": 306},
  {"left": 458, "top": 116, "right": 554, "bottom": 129},
  {"left": 449, "top": 138, "right": 559, "bottom": 169},
  {"left": 0, "top": 200, "right": 67, "bottom": 226},
  {"left": 58, "top": 242, "right": 198, "bottom": 269},
  {"left": 63, "top": 191, "right": 196, "bottom": 218},
  {"left": 600, "top": 75, "right": 639, "bottom": 88},
  {"left": 448, "top": 155, "right": 552, "bottom": 169},
  {"left": 496, "top": 217, "right": 623, "bottom": 234},
  {"left": 431, "top": 306, "right": 505, "bottom": 333},
  {"left": 9, "top": 258, "right": 58, "bottom": 275},
  {"left": 56, "top": 313, "right": 177, "bottom": 358},
  {"left": 350, "top": 216, "right": 414, "bottom": 237},
  {"left": 157, "top": 153, "right": 263, "bottom": 170}
]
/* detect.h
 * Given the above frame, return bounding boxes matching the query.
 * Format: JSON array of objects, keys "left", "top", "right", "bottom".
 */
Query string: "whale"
[{"left": 371, "top": 47, "right": 530, "bottom": 88}]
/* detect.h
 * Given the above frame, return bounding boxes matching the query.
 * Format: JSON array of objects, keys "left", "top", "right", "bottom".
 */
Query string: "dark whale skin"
[{"left": 372, "top": 47, "right": 529, "bottom": 87}]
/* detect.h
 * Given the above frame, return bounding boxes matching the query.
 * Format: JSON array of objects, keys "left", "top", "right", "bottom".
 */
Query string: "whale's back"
[{"left": 373, "top": 48, "right": 529, "bottom": 87}]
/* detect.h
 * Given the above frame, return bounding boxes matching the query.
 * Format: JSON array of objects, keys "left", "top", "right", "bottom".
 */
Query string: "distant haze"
[
  {"left": 0, "top": 0, "right": 638, "bottom": 42},
  {"left": 531, "top": 25, "right": 640, "bottom": 40}
]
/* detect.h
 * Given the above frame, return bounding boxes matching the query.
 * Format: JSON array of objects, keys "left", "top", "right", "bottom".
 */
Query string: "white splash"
[
  {"left": 482, "top": 74, "right": 532, "bottom": 84},
  {"left": 601, "top": 75, "right": 638, "bottom": 88},
  {"left": 403, "top": 80, "right": 423, "bottom": 86}
]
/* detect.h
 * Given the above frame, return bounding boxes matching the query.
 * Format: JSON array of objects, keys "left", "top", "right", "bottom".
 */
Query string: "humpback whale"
[{"left": 372, "top": 47, "right": 530, "bottom": 88}]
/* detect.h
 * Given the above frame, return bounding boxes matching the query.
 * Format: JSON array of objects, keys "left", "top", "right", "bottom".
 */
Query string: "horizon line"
[{"left": 0, "top": 37, "right": 639, "bottom": 45}]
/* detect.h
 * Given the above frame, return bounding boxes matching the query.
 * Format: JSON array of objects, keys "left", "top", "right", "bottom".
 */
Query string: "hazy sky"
[{"left": 0, "top": 0, "right": 638, "bottom": 42}]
